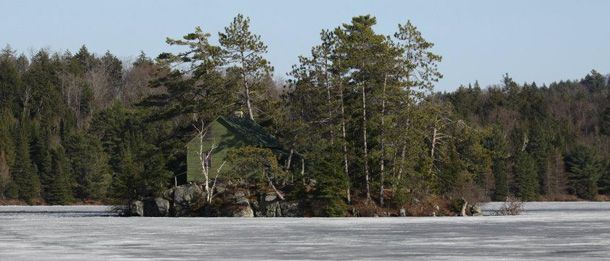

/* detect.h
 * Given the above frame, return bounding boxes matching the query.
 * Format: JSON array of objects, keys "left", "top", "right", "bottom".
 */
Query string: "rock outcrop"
[
  {"left": 143, "top": 197, "right": 170, "bottom": 217},
  {"left": 129, "top": 200, "right": 143, "bottom": 216},
  {"left": 470, "top": 203, "right": 482, "bottom": 216},
  {"left": 172, "top": 184, "right": 205, "bottom": 216},
  {"left": 226, "top": 191, "right": 254, "bottom": 217},
  {"left": 131, "top": 181, "right": 304, "bottom": 217}
]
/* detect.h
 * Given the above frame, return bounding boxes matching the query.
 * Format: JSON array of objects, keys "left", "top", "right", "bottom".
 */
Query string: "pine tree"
[
  {"left": 333, "top": 15, "right": 387, "bottom": 203},
  {"left": 142, "top": 26, "right": 233, "bottom": 123},
  {"left": 219, "top": 14, "right": 273, "bottom": 121}
]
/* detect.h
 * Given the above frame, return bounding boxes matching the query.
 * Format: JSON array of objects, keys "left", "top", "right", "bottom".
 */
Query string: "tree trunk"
[
  {"left": 285, "top": 147, "right": 294, "bottom": 171},
  {"left": 394, "top": 119, "right": 410, "bottom": 197},
  {"left": 339, "top": 80, "right": 351, "bottom": 204},
  {"left": 362, "top": 82, "right": 371, "bottom": 203},
  {"left": 301, "top": 157, "right": 306, "bottom": 185},
  {"left": 241, "top": 51, "right": 255, "bottom": 121},
  {"left": 379, "top": 72, "right": 387, "bottom": 206},
  {"left": 428, "top": 117, "right": 439, "bottom": 182},
  {"left": 324, "top": 56, "right": 334, "bottom": 145},
  {"left": 265, "top": 170, "right": 285, "bottom": 200},
  {"left": 285, "top": 147, "right": 294, "bottom": 184}
]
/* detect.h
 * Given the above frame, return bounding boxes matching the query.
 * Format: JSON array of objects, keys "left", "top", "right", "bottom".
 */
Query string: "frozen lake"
[{"left": 1, "top": 202, "right": 610, "bottom": 260}]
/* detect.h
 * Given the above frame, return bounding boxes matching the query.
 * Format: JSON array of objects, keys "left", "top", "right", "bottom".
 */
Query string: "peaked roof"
[{"left": 217, "top": 116, "right": 282, "bottom": 148}]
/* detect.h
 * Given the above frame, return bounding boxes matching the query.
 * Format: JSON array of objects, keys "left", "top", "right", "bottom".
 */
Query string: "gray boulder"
[
  {"left": 233, "top": 205, "right": 254, "bottom": 217},
  {"left": 214, "top": 181, "right": 228, "bottom": 194},
  {"left": 399, "top": 207, "right": 406, "bottom": 217},
  {"left": 173, "top": 184, "right": 203, "bottom": 206},
  {"left": 257, "top": 191, "right": 282, "bottom": 217},
  {"left": 280, "top": 201, "right": 301, "bottom": 217},
  {"left": 263, "top": 201, "right": 282, "bottom": 217},
  {"left": 162, "top": 188, "right": 174, "bottom": 201},
  {"left": 470, "top": 203, "right": 482, "bottom": 216},
  {"left": 172, "top": 184, "right": 205, "bottom": 216},
  {"left": 143, "top": 197, "right": 170, "bottom": 217},
  {"left": 233, "top": 191, "right": 249, "bottom": 206},
  {"left": 264, "top": 191, "right": 277, "bottom": 202},
  {"left": 154, "top": 197, "right": 170, "bottom": 216},
  {"left": 129, "top": 200, "right": 143, "bottom": 216},
  {"left": 230, "top": 190, "right": 253, "bottom": 217}
]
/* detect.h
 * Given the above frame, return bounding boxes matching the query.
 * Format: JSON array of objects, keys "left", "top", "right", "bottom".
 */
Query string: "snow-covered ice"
[{"left": 1, "top": 202, "right": 609, "bottom": 260}]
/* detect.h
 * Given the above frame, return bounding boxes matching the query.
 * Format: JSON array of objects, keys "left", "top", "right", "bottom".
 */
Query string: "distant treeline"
[{"left": 0, "top": 14, "right": 609, "bottom": 211}]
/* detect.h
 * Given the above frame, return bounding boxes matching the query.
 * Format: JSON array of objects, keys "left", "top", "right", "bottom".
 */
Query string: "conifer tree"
[
  {"left": 11, "top": 124, "right": 40, "bottom": 204},
  {"left": 74, "top": 45, "right": 96, "bottom": 72},
  {"left": 566, "top": 145, "right": 605, "bottom": 200},
  {"left": 48, "top": 147, "right": 74, "bottom": 205},
  {"left": 219, "top": 14, "right": 273, "bottom": 121},
  {"left": 143, "top": 26, "right": 233, "bottom": 123},
  {"left": 513, "top": 151, "right": 539, "bottom": 201},
  {"left": 333, "top": 15, "right": 387, "bottom": 203},
  {"left": 483, "top": 125, "right": 510, "bottom": 200},
  {"left": 0, "top": 59, "right": 22, "bottom": 117}
]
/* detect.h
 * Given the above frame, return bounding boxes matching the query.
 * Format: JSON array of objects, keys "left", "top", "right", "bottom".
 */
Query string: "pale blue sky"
[{"left": 2, "top": 0, "right": 609, "bottom": 92}]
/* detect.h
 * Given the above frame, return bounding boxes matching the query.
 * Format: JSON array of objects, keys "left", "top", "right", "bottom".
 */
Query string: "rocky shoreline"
[{"left": 126, "top": 181, "right": 304, "bottom": 217}]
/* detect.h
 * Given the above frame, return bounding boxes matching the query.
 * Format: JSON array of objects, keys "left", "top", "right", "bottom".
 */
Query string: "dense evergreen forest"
[{"left": 1, "top": 14, "right": 609, "bottom": 211}]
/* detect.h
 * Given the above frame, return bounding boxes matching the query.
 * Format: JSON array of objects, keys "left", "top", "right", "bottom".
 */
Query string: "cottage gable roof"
[{"left": 217, "top": 116, "right": 281, "bottom": 148}]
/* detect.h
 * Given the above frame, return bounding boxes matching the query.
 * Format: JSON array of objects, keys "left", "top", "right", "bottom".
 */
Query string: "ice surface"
[{"left": 1, "top": 202, "right": 609, "bottom": 260}]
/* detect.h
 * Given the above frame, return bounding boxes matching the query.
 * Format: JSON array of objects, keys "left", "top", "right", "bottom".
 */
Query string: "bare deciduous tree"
[{"left": 194, "top": 124, "right": 226, "bottom": 204}]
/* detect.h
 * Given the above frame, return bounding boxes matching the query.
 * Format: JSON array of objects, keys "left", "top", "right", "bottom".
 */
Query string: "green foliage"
[
  {"left": 310, "top": 148, "right": 348, "bottom": 217},
  {"left": 219, "top": 14, "right": 273, "bottom": 120},
  {"left": 492, "top": 159, "right": 509, "bottom": 201},
  {"left": 599, "top": 165, "right": 610, "bottom": 196},
  {"left": 142, "top": 26, "right": 235, "bottom": 124},
  {"left": 513, "top": 152, "right": 539, "bottom": 201},
  {"left": 47, "top": 147, "right": 73, "bottom": 205},
  {"left": 64, "top": 133, "right": 111, "bottom": 200},
  {"left": 0, "top": 150, "right": 13, "bottom": 198},
  {"left": 228, "top": 146, "right": 284, "bottom": 181},
  {"left": 601, "top": 93, "right": 610, "bottom": 136},
  {"left": 0, "top": 16, "right": 608, "bottom": 208},
  {"left": 566, "top": 145, "right": 605, "bottom": 200},
  {"left": 11, "top": 125, "right": 40, "bottom": 204},
  {"left": 0, "top": 59, "right": 22, "bottom": 117}
]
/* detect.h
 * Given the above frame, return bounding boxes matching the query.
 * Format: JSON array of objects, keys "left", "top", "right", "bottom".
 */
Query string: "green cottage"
[{"left": 184, "top": 115, "right": 284, "bottom": 183}]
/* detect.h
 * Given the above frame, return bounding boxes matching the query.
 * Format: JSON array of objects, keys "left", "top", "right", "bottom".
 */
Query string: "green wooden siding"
[
  {"left": 186, "top": 116, "right": 289, "bottom": 183},
  {"left": 187, "top": 120, "right": 249, "bottom": 182}
]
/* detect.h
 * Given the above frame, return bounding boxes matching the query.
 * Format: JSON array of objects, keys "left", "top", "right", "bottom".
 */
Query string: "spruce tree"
[
  {"left": 513, "top": 151, "right": 539, "bottom": 201},
  {"left": 48, "top": 147, "right": 73, "bottom": 205},
  {"left": 310, "top": 147, "right": 348, "bottom": 216},
  {"left": 483, "top": 125, "right": 510, "bottom": 200},
  {"left": 566, "top": 145, "right": 605, "bottom": 200},
  {"left": 11, "top": 124, "right": 40, "bottom": 204}
]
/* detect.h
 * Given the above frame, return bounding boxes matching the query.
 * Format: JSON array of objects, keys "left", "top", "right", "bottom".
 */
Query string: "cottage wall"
[{"left": 186, "top": 120, "right": 247, "bottom": 182}]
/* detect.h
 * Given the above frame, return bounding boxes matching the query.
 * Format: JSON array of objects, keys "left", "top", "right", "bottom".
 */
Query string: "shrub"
[{"left": 495, "top": 196, "right": 524, "bottom": 215}]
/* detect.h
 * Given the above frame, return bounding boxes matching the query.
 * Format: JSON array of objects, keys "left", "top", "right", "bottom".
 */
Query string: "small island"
[{"left": 0, "top": 14, "right": 609, "bottom": 218}]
